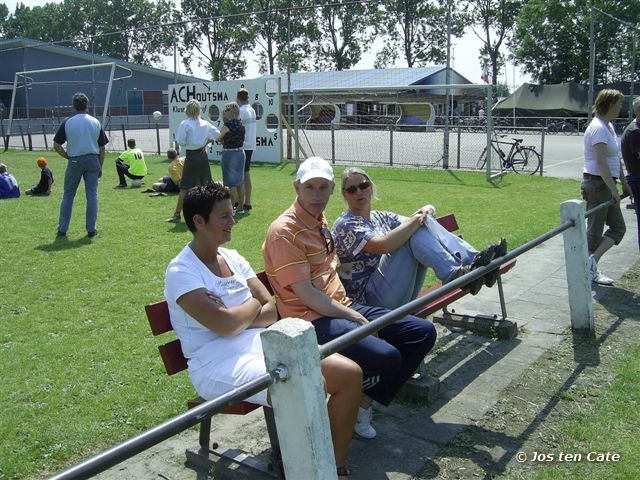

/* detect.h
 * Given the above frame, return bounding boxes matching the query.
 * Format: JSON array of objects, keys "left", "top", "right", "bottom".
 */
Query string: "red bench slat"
[{"left": 145, "top": 299, "right": 261, "bottom": 415}]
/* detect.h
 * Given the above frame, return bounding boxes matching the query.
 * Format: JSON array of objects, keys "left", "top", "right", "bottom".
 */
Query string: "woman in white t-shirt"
[
  {"left": 164, "top": 182, "right": 361, "bottom": 479},
  {"left": 582, "top": 89, "right": 633, "bottom": 285},
  {"left": 165, "top": 99, "right": 220, "bottom": 223}
]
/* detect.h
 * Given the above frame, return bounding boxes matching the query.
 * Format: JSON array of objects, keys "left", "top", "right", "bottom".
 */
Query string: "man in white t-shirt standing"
[{"left": 237, "top": 88, "right": 256, "bottom": 212}]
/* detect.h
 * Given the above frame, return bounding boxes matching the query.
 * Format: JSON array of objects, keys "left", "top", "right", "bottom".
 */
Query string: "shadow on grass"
[
  {"left": 418, "top": 282, "right": 636, "bottom": 479},
  {"left": 35, "top": 235, "right": 93, "bottom": 252},
  {"left": 167, "top": 222, "right": 189, "bottom": 233}
]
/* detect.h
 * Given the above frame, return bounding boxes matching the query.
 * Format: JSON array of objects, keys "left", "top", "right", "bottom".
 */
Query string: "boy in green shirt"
[{"left": 115, "top": 138, "right": 147, "bottom": 188}]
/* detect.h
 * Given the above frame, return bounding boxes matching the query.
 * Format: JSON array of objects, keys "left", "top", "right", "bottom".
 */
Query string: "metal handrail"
[
  {"left": 49, "top": 372, "right": 276, "bottom": 480},
  {"left": 50, "top": 195, "right": 622, "bottom": 480}
]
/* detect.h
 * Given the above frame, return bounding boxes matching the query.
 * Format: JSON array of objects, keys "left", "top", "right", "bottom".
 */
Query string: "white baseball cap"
[{"left": 296, "top": 156, "right": 334, "bottom": 184}]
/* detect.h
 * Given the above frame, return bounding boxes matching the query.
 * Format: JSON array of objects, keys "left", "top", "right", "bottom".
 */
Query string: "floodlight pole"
[{"left": 588, "top": 5, "right": 595, "bottom": 124}]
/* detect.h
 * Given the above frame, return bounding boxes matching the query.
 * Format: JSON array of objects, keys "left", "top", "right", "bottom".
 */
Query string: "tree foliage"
[
  {"left": 1, "top": 0, "right": 174, "bottom": 66},
  {"left": 252, "top": 0, "right": 317, "bottom": 75},
  {"left": 312, "top": 0, "right": 377, "bottom": 71},
  {"left": 375, "top": 0, "right": 464, "bottom": 69},
  {"left": 512, "top": 0, "right": 639, "bottom": 84},
  {"left": 465, "top": 0, "right": 522, "bottom": 87},
  {"left": 179, "top": 0, "right": 257, "bottom": 80}
]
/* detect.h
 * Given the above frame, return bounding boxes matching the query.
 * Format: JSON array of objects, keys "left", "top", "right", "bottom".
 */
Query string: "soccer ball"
[{"left": 153, "top": 111, "right": 162, "bottom": 121}]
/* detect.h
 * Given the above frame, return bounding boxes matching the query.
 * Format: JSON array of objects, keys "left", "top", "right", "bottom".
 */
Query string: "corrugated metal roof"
[
  {"left": 0, "top": 37, "right": 206, "bottom": 83},
  {"left": 268, "top": 66, "right": 457, "bottom": 91}
]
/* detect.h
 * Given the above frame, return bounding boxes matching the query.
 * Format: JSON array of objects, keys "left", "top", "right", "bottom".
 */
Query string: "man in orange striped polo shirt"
[{"left": 263, "top": 156, "right": 436, "bottom": 439}]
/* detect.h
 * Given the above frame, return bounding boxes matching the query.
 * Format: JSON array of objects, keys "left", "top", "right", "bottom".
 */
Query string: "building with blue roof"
[{"left": 0, "top": 38, "right": 206, "bottom": 119}]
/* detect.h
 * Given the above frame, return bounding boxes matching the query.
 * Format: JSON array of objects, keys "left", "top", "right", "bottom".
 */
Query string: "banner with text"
[{"left": 168, "top": 78, "right": 281, "bottom": 163}]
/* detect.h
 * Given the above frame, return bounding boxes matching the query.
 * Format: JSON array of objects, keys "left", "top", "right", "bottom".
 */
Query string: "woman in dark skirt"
[{"left": 165, "top": 99, "right": 221, "bottom": 223}]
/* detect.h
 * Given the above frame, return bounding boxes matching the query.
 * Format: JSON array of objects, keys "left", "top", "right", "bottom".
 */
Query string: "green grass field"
[{"left": 0, "top": 148, "right": 583, "bottom": 479}]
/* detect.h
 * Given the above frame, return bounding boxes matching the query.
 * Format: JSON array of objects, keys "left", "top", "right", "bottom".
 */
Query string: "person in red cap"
[{"left": 25, "top": 156, "right": 54, "bottom": 196}]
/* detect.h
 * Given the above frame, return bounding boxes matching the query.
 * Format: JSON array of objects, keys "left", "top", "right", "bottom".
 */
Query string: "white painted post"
[
  {"left": 260, "top": 318, "right": 337, "bottom": 480},
  {"left": 561, "top": 200, "right": 595, "bottom": 333}
]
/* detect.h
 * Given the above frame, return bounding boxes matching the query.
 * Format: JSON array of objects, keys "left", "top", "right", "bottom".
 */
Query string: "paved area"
[{"left": 91, "top": 200, "right": 638, "bottom": 480}]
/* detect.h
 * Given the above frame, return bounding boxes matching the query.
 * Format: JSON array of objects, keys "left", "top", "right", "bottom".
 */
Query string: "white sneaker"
[
  {"left": 588, "top": 255, "right": 614, "bottom": 286},
  {"left": 355, "top": 407, "right": 376, "bottom": 439},
  {"left": 592, "top": 270, "right": 615, "bottom": 286}
]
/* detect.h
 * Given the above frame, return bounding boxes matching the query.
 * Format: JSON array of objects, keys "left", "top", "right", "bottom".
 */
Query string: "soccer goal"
[{"left": 3, "top": 62, "right": 132, "bottom": 151}]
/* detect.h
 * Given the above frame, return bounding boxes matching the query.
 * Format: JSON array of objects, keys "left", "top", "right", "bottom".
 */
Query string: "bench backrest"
[{"left": 145, "top": 301, "right": 188, "bottom": 376}]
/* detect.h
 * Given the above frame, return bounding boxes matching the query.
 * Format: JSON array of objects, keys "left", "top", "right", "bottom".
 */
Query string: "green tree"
[
  {"left": 0, "top": 3, "right": 9, "bottom": 37},
  {"left": 253, "top": 0, "right": 316, "bottom": 74},
  {"left": 312, "top": 0, "right": 378, "bottom": 71},
  {"left": 179, "top": 0, "right": 257, "bottom": 80},
  {"left": 465, "top": 0, "right": 522, "bottom": 88},
  {"left": 2, "top": 0, "right": 174, "bottom": 66},
  {"left": 375, "top": 0, "right": 464, "bottom": 69},
  {"left": 512, "top": 0, "right": 639, "bottom": 84}
]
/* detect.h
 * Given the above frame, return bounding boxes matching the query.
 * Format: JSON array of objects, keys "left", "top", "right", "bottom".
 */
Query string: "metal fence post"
[
  {"left": 261, "top": 318, "right": 337, "bottom": 480},
  {"left": 42, "top": 124, "right": 48, "bottom": 150},
  {"left": 121, "top": 125, "right": 126, "bottom": 149},
  {"left": 560, "top": 200, "right": 594, "bottom": 334},
  {"left": 539, "top": 128, "right": 545, "bottom": 176},
  {"left": 155, "top": 123, "right": 161, "bottom": 156},
  {"left": 456, "top": 123, "right": 461, "bottom": 169},
  {"left": 331, "top": 122, "right": 335, "bottom": 164},
  {"left": 389, "top": 123, "right": 394, "bottom": 166}
]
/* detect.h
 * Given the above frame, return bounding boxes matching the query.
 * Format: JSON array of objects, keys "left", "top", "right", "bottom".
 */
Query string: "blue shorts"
[{"left": 221, "top": 150, "right": 245, "bottom": 187}]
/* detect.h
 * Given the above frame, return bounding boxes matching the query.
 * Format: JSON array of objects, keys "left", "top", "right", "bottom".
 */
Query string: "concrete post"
[
  {"left": 561, "top": 200, "right": 594, "bottom": 334},
  {"left": 261, "top": 318, "right": 337, "bottom": 480}
]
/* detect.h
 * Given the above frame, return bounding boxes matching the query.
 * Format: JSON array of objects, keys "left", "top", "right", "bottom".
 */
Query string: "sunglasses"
[
  {"left": 319, "top": 226, "right": 335, "bottom": 254},
  {"left": 344, "top": 181, "right": 371, "bottom": 194}
]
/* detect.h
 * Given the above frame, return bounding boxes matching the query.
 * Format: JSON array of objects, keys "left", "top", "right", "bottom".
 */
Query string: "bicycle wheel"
[
  {"left": 562, "top": 123, "right": 575, "bottom": 135},
  {"left": 510, "top": 147, "right": 541, "bottom": 175},
  {"left": 476, "top": 147, "right": 487, "bottom": 170}
]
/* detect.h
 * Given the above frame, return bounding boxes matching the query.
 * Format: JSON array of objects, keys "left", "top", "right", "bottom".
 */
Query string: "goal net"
[{"left": 3, "top": 62, "right": 129, "bottom": 151}]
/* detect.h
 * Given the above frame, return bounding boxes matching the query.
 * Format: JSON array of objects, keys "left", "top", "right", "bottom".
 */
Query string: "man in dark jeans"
[
  {"left": 263, "top": 156, "right": 437, "bottom": 440},
  {"left": 621, "top": 97, "right": 640, "bottom": 251},
  {"left": 53, "top": 92, "right": 108, "bottom": 237}
]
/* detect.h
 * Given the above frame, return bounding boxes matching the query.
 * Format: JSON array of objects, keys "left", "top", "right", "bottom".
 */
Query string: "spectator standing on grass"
[
  {"left": 150, "top": 149, "right": 184, "bottom": 194},
  {"left": 115, "top": 138, "right": 147, "bottom": 188},
  {"left": 25, "top": 156, "right": 54, "bottom": 196},
  {"left": 621, "top": 96, "right": 640, "bottom": 251},
  {"left": 237, "top": 88, "right": 256, "bottom": 212},
  {"left": 53, "top": 92, "right": 108, "bottom": 237},
  {"left": 164, "top": 182, "right": 360, "bottom": 480},
  {"left": 166, "top": 99, "right": 220, "bottom": 223},
  {"left": 217, "top": 102, "right": 245, "bottom": 216},
  {"left": 582, "top": 89, "right": 633, "bottom": 285},
  {"left": 263, "top": 156, "right": 437, "bottom": 440},
  {"left": 0, "top": 163, "right": 20, "bottom": 199}
]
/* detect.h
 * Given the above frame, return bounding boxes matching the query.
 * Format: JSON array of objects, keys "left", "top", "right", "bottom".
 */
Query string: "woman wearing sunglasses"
[{"left": 332, "top": 167, "right": 506, "bottom": 310}]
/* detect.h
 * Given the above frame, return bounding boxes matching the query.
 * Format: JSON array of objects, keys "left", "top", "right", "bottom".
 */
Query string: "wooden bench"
[
  {"left": 258, "top": 213, "right": 517, "bottom": 339},
  {"left": 410, "top": 213, "right": 518, "bottom": 340},
  {"left": 145, "top": 300, "right": 282, "bottom": 479}
]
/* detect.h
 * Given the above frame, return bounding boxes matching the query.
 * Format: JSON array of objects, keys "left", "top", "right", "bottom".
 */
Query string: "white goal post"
[{"left": 4, "top": 62, "right": 132, "bottom": 148}]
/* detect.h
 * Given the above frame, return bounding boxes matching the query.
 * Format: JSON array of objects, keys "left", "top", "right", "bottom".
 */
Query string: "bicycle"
[{"left": 476, "top": 133, "right": 541, "bottom": 174}]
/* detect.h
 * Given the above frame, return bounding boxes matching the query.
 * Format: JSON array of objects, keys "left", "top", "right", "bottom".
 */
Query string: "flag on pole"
[{"left": 481, "top": 63, "right": 490, "bottom": 84}]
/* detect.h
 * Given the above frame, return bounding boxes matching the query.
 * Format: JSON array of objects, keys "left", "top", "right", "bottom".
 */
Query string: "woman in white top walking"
[
  {"left": 581, "top": 89, "right": 633, "bottom": 285},
  {"left": 166, "top": 99, "right": 220, "bottom": 223}
]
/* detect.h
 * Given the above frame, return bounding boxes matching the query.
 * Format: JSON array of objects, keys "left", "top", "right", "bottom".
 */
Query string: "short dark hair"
[
  {"left": 237, "top": 88, "right": 249, "bottom": 102},
  {"left": 72, "top": 92, "right": 89, "bottom": 111},
  {"left": 127, "top": 138, "right": 136, "bottom": 149},
  {"left": 167, "top": 148, "right": 178, "bottom": 159},
  {"left": 183, "top": 181, "right": 231, "bottom": 233}
]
